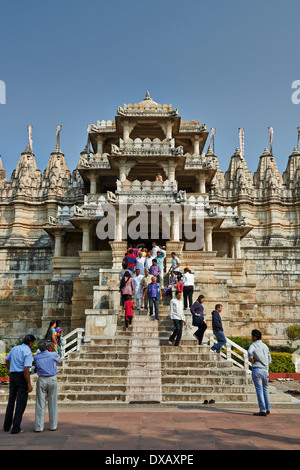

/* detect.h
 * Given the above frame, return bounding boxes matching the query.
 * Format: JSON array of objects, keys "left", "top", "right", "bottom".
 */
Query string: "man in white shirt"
[
  {"left": 135, "top": 255, "right": 145, "bottom": 276},
  {"left": 144, "top": 251, "right": 154, "bottom": 271},
  {"left": 133, "top": 269, "right": 144, "bottom": 310},
  {"left": 182, "top": 268, "right": 194, "bottom": 310},
  {"left": 151, "top": 242, "right": 159, "bottom": 258},
  {"left": 168, "top": 292, "right": 186, "bottom": 347}
]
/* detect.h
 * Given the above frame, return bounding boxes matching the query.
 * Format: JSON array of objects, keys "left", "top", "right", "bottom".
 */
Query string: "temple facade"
[{"left": 0, "top": 93, "right": 299, "bottom": 345}]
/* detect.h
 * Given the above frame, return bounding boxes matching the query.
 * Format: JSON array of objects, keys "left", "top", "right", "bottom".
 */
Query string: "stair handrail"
[
  {"left": 208, "top": 331, "right": 252, "bottom": 373},
  {"left": 61, "top": 328, "right": 85, "bottom": 360}
]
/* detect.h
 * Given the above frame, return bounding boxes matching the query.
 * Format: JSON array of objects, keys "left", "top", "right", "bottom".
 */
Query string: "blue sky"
[{"left": 0, "top": 0, "right": 299, "bottom": 178}]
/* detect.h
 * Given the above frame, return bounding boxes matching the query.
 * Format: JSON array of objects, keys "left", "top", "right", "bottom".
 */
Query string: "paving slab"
[{"left": 0, "top": 403, "right": 300, "bottom": 452}]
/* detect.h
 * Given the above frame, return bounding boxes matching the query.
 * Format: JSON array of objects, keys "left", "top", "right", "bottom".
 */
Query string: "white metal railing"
[
  {"left": 61, "top": 328, "right": 85, "bottom": 360},
  {"left": 208, "top": 332, "right": 252, "bottom": 373}
]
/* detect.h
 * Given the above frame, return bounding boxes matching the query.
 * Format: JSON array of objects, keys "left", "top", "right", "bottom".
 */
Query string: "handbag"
[{"left": 192, "top": 314, "right": 203, "bottom": 327}]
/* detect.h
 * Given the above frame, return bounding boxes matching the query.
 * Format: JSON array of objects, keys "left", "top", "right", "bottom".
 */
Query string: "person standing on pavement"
[
  {"left": 3, "top": 334, "right": 36, "bottom": 434},
  {"left": 248, "top": 329, "right": 272, "bottom": 417},
  {"left": 191, "top": 295, "right": 207, "bottom": 345},
  {"left": 168, "top": 291, "right": 186, "bottom": 347},
  {"left": 33, "top": 339, "right": 61, "bottom": 432},
  {"left": 210, "top": 304, "right": 227, "bottom": 354}
]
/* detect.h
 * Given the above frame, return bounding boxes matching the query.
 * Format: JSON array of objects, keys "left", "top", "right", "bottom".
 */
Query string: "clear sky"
[{"left": 0, "top": 0, "right": 299, "bottom": 178}]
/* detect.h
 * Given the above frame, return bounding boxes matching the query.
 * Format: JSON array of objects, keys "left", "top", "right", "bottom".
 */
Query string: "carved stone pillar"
[
  {"left": 194, "top": 136, "right": 200, "bottom": 155},
  {"left": 82, "top": 223, "right": 91, "bottom": 252},
  {"left": 204, "top": 226, "right": 213, "bottom": 251},
  {"left": 232, "top": 235, "right": 241, "bottom": 258},
  {"left": 109, "top": 240, "right": 127, "bottom": 268},
  {"left": 54, "top": 230, "right": 62, "bottom": 257},
  {"left": 160, "top": 120, "right": 173, "bottom": 140},
  {"left": 122, "top": 120, "right": 136, "bottom": 142},
  {"left": 118, "top": 158, "right": 135, "bottom": 182},
  {"left": 96, "top": 136, "right": 105, "bottom": 155},
  {"left": 89, "top": 173, "right": 97, "bottom": 194},
  {"left": 196, "top": 173, "right": 206, "bottom": 193}
]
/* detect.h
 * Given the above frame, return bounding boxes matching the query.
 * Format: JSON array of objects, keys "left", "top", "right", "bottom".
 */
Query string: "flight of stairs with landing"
[{"left": 52, "top": 303, "right": 291, "bottom": 405}]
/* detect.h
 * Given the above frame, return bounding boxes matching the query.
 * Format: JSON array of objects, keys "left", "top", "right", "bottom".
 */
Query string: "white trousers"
[{"left": 35, "top": 376, "right": 58, "bottom": 431}]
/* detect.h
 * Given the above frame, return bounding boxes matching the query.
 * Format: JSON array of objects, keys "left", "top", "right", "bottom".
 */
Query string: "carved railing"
[
  {"left": 111, "top": 138, "right": 184, "bottom": 156},
  {"left": 208, "top": 331, "right": 252, "bottom": 373},
  {"left": 61, "top": 328, "right": 85, "bottom": 360}
]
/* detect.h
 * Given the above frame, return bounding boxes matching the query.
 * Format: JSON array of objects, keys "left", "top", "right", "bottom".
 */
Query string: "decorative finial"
[
  {"left": 27, "top": 125, "right": 33, "bottom": 152},
  {"left": 145, "top": 91, "right": 152, "bottom": 101},
  {"left": 56, "top": 125, "right": 62, "bottom": 151}
]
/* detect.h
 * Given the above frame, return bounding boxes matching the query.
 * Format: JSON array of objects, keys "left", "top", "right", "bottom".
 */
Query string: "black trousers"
[
  {"left": 3, "top": 372, "right": 28, "bottom": 434},
  {"left": 194, "top": 321, "right": 207, "bottom": 345},
  {"left": 183, "top": 285, "right": 194, "bottom": 309},
  {"left": 169, "top": 319, "right": 184, "bottom": 346}
]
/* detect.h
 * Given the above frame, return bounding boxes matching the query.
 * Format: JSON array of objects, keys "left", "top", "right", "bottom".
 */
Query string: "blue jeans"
[
  {"left": 252, "top": 368, "right": 271, "bottom": 413},
  {"left": 211, "top": 330, "right": 226, "bottom": 354},
  {"left": 149, "top": 297, "right": 159, "bottom": 319}
]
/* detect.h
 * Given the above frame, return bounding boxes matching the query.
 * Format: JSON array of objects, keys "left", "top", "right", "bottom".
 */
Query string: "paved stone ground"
[{"left": 0, "top": 403, "right": 300, "bottom": 451}]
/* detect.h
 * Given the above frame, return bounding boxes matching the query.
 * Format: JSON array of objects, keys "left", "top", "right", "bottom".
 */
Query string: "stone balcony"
[{"left": 111, "top": 137, "right": 184, "bottom": 157}]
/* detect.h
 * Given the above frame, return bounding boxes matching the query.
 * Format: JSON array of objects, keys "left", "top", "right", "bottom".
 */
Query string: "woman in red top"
[{"left": 124, "top": 295, "right": 135, "bottom": 331}]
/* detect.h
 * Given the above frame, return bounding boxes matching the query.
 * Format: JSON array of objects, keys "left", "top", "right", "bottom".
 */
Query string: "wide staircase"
[{"left": 0, "top": 301, "right": 294, "bottom": 405}]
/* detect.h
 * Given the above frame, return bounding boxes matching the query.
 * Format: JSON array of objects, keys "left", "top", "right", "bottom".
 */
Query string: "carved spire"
[
  {"left": 0, "top": 155, "right": 7, "bottom": 181},
  {"left": 40, "top": 127, "right": 71, "bottom": 197},
  {"left": 253, "top": 148, "right": 282, "bottom": 194},
  {"left": 224, "top": 148, "right": 253, "bottom": 195},
  {"left": 282, "top": 147, "right": 300, "bottom": 190}
]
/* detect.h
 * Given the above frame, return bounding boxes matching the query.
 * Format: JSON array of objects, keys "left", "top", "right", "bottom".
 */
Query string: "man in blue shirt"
[
  {"left": 3, "top": 334, "right": 36, "bottom": 434},
  {"left": 143, "top": 276, "right": 162, "bottom": 320},
  {"left": 33, "top": 339, "right": 61, "bottom": 432}
]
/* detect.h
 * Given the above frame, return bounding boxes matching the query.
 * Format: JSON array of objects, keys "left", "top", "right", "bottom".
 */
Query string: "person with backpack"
[
  {"left": 120, "top": 271, "right": 134, "bottom": 307},
  {"left": 190, "top": 295, "right": 207, "bottom": 345}
]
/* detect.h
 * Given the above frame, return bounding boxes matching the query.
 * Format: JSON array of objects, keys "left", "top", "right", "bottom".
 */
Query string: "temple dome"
[{"left": 138, "top": 91, "right": 159, "bottom": 107}]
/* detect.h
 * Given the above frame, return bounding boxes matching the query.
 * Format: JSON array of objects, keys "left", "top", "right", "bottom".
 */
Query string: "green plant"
[
  {"left": 269, "top": 352, "right": 295, "bottom": 373},
  {"left": 0, "top": 363, "right": 9, "bottom": 378},
  {"left": 286, "top": 325, "right": 300, "bottom": 341}
]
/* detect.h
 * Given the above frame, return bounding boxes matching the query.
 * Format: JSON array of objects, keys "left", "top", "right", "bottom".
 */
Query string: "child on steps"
[{"left": 124, "top": 295, "right": 135, "bottom": 331}]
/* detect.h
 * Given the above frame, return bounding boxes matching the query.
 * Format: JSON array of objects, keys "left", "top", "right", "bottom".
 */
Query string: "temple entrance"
[{"left": 126, "top": 238, "right": 167, "bottom": 252}]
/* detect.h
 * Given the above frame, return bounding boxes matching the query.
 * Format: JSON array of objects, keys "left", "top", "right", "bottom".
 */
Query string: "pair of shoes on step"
[{"left": 203, "top": 399, "right": 215, "bottom": 405}]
